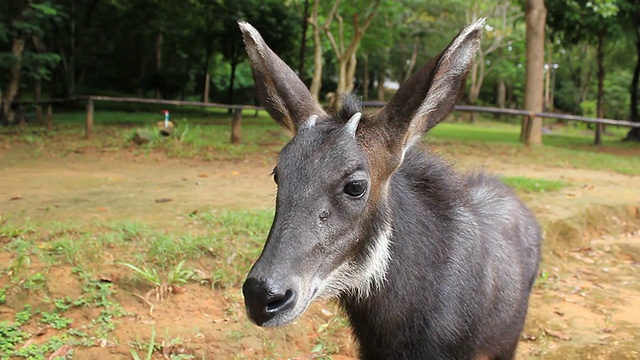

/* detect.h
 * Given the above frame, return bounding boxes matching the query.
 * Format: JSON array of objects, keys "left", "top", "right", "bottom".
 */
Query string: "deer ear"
[
  {"left": 238, "top": 21, "right": 326, "bottom": 133},
  {"left": 375, "top": 19, "right": 484, "bottom": 152}
]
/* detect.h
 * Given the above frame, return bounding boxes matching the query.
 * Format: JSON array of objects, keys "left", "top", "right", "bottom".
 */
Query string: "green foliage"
[
  {"left": 12, "top": 335, "right": 69, "bottom": 359},
  {"left": 0, "top": 321, "right": 29, "bottom": 359},
  {"left": 580, "top": 100, "right": 597, "bottom": 117},
  {"left": 40, "top": 312, "right": 73, "bottom": 329},
  {"left": 0, "top": 1, "right": 65, "bottom": 85},
  {"left": 130, "top": 327, "right": 156, "bottom": 360},
  {"left": 0, "top": 286, "right": 7, "bottom": 304}
]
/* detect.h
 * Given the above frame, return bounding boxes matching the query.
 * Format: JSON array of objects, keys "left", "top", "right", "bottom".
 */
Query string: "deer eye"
[
  {"left": 271, "top": 168, "right": 278, "bottom": 185},
  {"left": 343, "top": 180, "right": 367, "bottom": 197}
]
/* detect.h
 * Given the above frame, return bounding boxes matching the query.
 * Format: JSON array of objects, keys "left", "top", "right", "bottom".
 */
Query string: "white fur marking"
[
  {"left": 304, "top": 114, "right": 318, "bottom": 128},
  {"left": 318, "top": 215, "right": 393, "bottom": 300}
]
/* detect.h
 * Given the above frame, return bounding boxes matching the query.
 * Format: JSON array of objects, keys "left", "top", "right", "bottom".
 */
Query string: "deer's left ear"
[{"left": 375, "top": 19, "right": 484, "bottom": 153}]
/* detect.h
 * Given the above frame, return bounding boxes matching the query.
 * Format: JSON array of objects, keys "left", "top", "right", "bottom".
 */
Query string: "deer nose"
[{"left": 243, "top": 277, "right": 296, "bottom": 326}]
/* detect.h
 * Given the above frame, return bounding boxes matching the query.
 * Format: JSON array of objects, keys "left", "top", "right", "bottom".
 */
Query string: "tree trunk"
[
  {"left": 345, "top": 51, "right": 357, "bottom": 93},
  {"left": 228, "top": 60, "right": 238, "bottom": 106},
  {"left": 1, "top": 36, "right": 28, "bottom": 124},
  {"left": 544, "top": 39, "right": 552, "bottom": 111},
  {"left": 309, "top": 0, "right": 323, "bottom": 101},
  {"left": 405, "top": 36, "right": 420, "bottom": 80},
  {"left": 69, "top": 0, "right": 76, "bottom": 96},
  {"left": 595, "top": 30, "right": 605, "bottom": 145},
  {"left": 298, "top": 0, "right": 309, "bottom": 76},
  {"left": 521, "top": 0, "right": 546, "bottom": 145},
  {"left": 377, "top": 66, "right": 385, "bottom": 101},
  {"left": 468, "top": 52, "right": 485, "bottom": 123},
  {"left": 34, "top": 77, "right": 43, "bottom": 124},
  {"left": 496, "top": 77, "right": 506, "bottom": 120},
  {"left": 625, "top": 8, "right": 640, "bottom": 142},
  {"left": 363, "top": 54, "right": 369, "bottom": 100},
  {"left": 202, "top": 48, "right": 211, "bottom": 103},
  {"left": 325, "top": 0, "right": 381, "bottom": 108},
  {"left": 497, "top": 78, "right": 506, "bottom": 108},
  {"left": 155, "top": 31, "right": 163, "bottom": 99}
]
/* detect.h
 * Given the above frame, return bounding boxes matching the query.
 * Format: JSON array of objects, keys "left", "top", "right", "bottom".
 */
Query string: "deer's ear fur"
[
  {"left": 375, "top": 19, "right": 484, "bottom": 153},
  {"left": 238, "top": 21, "right": 326, "bottom": 134}
]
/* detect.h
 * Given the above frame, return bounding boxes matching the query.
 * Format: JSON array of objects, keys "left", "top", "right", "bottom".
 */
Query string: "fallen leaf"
[
  {"left": 35, "top": 327, "right": 48, "bottom": 336},
  {"left": 97, "top": 275, "right": 113, "bottom": 283},
  {"left": 231, "top": 171, "right": 240, "bottom": 175},
  {"left": 544, "top": 328, "right": 571, "bottom": 341},
  {"left": 48, "top": 345, "right": 72, "bottom": 360},
  {"left": 155, "top": 198, "right": 173, "bottom": 203},
  {"left": 10, "top": 195, "right": 22, "bottom": 201},
  {"left": 198, "top": 173, "right": 208, "bottom": 178}
]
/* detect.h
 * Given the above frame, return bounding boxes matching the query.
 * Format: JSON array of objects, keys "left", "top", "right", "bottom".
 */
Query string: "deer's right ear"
[{"left": 238, "top": 21, "right": 326, "bottom": 134}]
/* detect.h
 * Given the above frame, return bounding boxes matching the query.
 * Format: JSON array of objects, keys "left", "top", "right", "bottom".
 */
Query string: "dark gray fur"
[{"left": 341, "top": 144, "right": 541, "bottom": 359}]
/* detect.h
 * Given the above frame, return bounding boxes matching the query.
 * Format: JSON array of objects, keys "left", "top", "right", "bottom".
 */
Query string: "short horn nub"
[{"left": 345, "top": 112, "right": 362, "bottom": 138}]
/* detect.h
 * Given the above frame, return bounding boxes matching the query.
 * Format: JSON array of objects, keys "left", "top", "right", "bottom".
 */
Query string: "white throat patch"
[{"left": 318, "top": 214, "right": 394, "bottom": 300}]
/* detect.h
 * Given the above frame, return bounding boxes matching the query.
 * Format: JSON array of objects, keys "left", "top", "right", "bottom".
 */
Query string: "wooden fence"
[{"left": 12, "top": 96, "right": 640, "bottom": 144}]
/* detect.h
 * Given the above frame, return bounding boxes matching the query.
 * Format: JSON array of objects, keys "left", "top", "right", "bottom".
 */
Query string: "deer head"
[{"left": 239, "top": 19, "right": 484, "bottom": 327}]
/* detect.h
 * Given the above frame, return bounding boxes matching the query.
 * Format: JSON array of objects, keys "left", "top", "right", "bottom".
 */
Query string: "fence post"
[
  {"left": 46, "top": 104, "right": 53, "bottom": 132},
  {"left": 86, "top": 98, "right": 94, "bottom": 139},
  {"left": 231, "top": 108, "right": 242, "bottom": 144}
]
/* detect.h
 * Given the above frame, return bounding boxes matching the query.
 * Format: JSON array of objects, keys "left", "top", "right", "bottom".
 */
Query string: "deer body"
[
  {"left": 341, "top": 149, "right": 540, "bottom": 359},
  {"left": 238, "top": 19, "right": 541, "bottom": 360}
]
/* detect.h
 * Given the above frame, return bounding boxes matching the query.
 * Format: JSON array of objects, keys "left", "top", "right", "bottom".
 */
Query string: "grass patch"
[
  {"left": 502, "top": 176, "right": 569, "bottom": 193},
  {"left": 0, "top": 208, "right": 275, "bottom": 358}
]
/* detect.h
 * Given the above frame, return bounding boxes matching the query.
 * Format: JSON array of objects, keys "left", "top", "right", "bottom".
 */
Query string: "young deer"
[{"left": 239, "top": 19, "right": 541, "bottom": 360}]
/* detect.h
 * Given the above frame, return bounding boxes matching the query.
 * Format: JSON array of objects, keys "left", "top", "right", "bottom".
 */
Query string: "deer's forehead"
[{"left": 277, "top": 127, "right": 368, "bottom": 176}]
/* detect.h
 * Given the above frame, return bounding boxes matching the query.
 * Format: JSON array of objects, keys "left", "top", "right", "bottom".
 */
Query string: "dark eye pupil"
[{"left": 344, "top": 180, "right": 367, "bottom": 197}]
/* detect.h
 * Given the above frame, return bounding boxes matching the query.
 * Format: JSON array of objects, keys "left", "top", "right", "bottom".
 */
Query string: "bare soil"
[{"left": 1, "top": 143, "right": 639, "bottom": 359}]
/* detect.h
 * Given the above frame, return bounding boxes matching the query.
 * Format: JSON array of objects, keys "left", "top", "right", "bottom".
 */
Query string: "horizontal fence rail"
[
  {"left": 9, "top": 96, "right": 640, "bottom": 142},
  {"left": 361, "top": 102, "right": 640, "bottom": 128}
]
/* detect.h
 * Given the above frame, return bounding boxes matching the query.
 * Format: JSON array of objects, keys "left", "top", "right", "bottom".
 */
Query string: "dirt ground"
[{"left": 1, "top": 143, "right": 639, "bottom": 359}]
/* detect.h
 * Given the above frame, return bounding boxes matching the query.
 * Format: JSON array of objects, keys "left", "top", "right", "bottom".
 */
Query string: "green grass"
[
  {"left": 501, "top": 176, "right": 569, "bottom": 193},
  {"left": 426, "top": 118, "right": 640, "bottom": 175},
  {"left": 0, "top": 208, "right": 274, "bottom": 358}
]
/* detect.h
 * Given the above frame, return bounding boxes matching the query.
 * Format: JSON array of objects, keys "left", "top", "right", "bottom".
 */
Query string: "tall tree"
[
  {"left": 0, "top": 0, "right": 62, "bottom": 124},
  {"left": 622, "top": 0, "right": 640, "bottom": 141},
  {"left": 547, "top": 0, "right": 621, "bottom": 144},
  {"left": 521, "top": 0, "right": 546, "bottom": 145},
  {"left": 307, "top": 0, "right": 335, "bottom": 101},
  {"left": 322, "top": 0, "right": 381, "bottom": 107},
  {"left": 215, "top": 0, "right": 299, "bottom": 106},
  {"left": 466, "top": 0, "right": 521, "bottom": 122}
]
